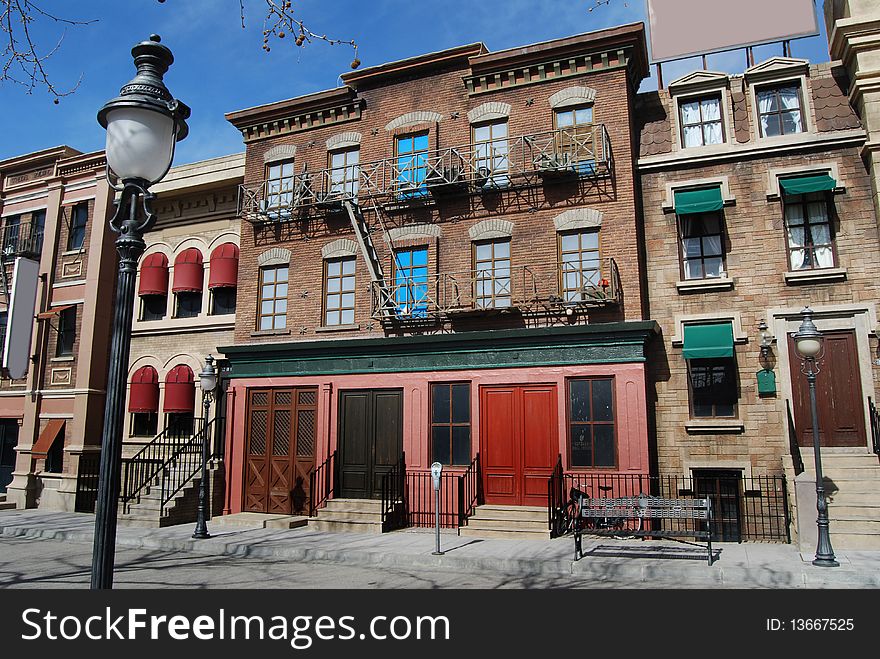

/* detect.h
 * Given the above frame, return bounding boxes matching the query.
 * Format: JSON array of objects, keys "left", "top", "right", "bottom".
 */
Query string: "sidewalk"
[{"left": 1, "top": 509, "right": 877, "bottom": 588}]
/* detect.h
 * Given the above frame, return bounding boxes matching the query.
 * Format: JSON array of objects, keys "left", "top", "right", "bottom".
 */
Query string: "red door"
[
  {"left": 480, "top": 385, "right": 557, "bottom": 506},
  {"left": 788, "top": 330, "right": 866, "bottom": 448}
]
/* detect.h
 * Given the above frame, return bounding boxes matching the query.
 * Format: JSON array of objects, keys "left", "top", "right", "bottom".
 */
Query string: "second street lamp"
[
  {"left": 792, "top": 306, "right": 839, "bottom": 568},
  {"left": 91, "top": 34, "right": 190, "bottom": 590},
  {"left": 193, "top": 356, "right": 218, "bottom": 540}
]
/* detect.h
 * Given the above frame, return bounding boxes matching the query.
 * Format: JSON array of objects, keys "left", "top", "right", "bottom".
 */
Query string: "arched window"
[
  {"left": 164, "top": 364, "right": 195, "bottom": 435},
  {"left": 129, "top": 366, "right": 159, "bottom": 437},
  {"left": 208, "top": 243, "right": 238, "bottom": 315},
  {"left": 138, "top": 253, "right": 169, "bottom": 321},
  {"left": 172, "top": 249, "right": 204, "bottom": 318}
]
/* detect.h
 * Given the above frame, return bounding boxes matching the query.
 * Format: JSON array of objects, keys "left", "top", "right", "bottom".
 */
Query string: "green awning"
[
  {"left": 683, "top": 322, "right": 734, "bottom": 359},
  {"left": 779, "top": 174, "right": 836, "bottom": 196},
  {"left": 674, "top": 187, "right": 724, "bottom": 215}
]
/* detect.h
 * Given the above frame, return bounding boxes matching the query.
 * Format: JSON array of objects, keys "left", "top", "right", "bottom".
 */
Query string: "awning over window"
[
  {"left": 138, "top": 253, "right": 169, "bottom": 297},
  {"left": 674, "top": 187, "right": 724, "bottom": 215},
  {"left": 779, "top": 174, "right": 836, "bottom": 196},
  {"left": 31, "top": 419, "right": 64, "bottom": 458},
  {"left": 682, "top": 322, "right": 735, "bottom": 359},
  {"left": 36, "top": 304, "right": 77, "bottom": 320},
  {"left": 129, "top": 365, "right": 159, "bottom": 413},
  {"left": 172, "top": 248, "right": 204, "bottom": 293},
  {"left": 208, "top": 243, "right": 239, "bottom": 289},
  {"left": 164, "top": 364, "right": 195, "bottom": 413}
]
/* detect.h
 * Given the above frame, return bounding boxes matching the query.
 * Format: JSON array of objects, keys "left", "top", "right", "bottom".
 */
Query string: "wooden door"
[
  {"left": 788, "top": 330, "right": 866, "bottom": 447},
  {"left": 244, "top": 388, "right": 317, "bottom": 514},
  {"left": 338, "top": 389, "right": 403, "bottom": 499},
  {"left": 0, "top": 419, "right": 19, "bottom": 493},
  {"left": 480, "top": 385, "right": 557, "bottom": 506}
]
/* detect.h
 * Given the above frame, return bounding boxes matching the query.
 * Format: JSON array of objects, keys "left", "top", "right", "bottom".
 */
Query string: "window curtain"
[
  {"left": 779, "top": 87, "right": 803, "bottom": 132},
  {"left": 785, "top": 203, "right": 807, "bottom": 270},
  {"left": 758, "top": 91, "right": 775, "bottom": 137},
  {"left": 808, "top": 201, "right": 833, "bottom": 268},
  {"left": 702, "top": 98, "right": 722, "bottom": 145},
  {"left": 681, "top": 100, "right": 702, "bottom": 147}
]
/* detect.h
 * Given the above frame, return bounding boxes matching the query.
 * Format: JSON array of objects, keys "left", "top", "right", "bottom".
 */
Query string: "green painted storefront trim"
[{"left": 220, "top": 322, "right": 659, "bottom": 378}]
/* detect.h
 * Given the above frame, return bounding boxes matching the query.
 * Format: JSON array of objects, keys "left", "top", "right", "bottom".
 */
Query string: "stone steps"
[
  {"left": 309, "top": 498, "right": 385, "bottom": 534},
  {"left": 0, "top": 494, "right": 15, "bottom": 511},
  {"left": 459, "top": 504, "right": 551, "bottom": 540}
]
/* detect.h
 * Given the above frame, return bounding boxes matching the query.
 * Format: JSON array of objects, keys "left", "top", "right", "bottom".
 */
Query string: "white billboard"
[
  {"left": 3, "top": 257, "right": 40, "bottom": 380},
  {"left": 647, "top": 0, "right": 820, "bottom": 63}
]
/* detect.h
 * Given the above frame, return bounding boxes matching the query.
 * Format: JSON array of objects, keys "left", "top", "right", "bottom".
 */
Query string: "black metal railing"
[
  {"left": 787, "top": 399, "right": 805, "bottom": 475},
  {"left": 158, "top": 418, "right": 216, "bottom": 513},
  {"left": 1, "top": 218, "right": 44, "bottom": 257},
  {"left": 380, "top": 451, "right": 407, "bottom": 532},
  {"left": 74, "top": 452, "right": 101, "bottom": 513},
  {"left": 548, "top": 472, "right": 790, "bottom": 543},
  {"left": 457, "top": 453, "right": 482, "bottom": 527},
  {"left": 119, "top": 417, "right": 202, "bottom": 514},
  {"left": 406, "top": 470, "right": 459, "bottom": 529},
  {"left": 308, "top": 450, "right": 337, "bottom": 517},
  {"left": 548, "top": 454, "right": 565, "bottom": 536},
  {"left": 869, "top": 397, "right": 880, "bottom": 462}
]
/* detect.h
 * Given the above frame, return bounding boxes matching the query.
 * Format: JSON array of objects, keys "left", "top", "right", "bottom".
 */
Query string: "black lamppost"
[
  {"left": 193, "top": 356, "right": 218, "bottom": 539},
  {"left": 90, "top": 35, "right": 190, "bottom": 590},
  {"left": 792, "top": 306, "right": 839, "bottom": 567}
]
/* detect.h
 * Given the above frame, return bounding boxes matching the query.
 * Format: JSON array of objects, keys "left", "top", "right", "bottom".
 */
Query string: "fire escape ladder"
[
  {"left": 343, "top": 200, "right": 393, "bottom": 317},
  {"left": 0, "top": 254, "right": 9, "bottom": 310}
]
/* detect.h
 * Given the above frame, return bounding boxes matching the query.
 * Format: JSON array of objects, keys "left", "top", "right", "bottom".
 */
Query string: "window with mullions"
[
  {"left": 430, "top": 383, "right": 471, "bottom": 466},
  {"left": 328, "top": 147, "right": 360, "bottom": 199},
  {"left": 56, "top": 306, "right": 76, "bottom": 357},
  {"left": 474, "top": 121, "right": 509, "bottom": 187},
  {"left": 554, "top": 106, "right": 595, "bottom": 171},
  {"left": 2, "top": 215, "right": 20, "bottom": 253},
  {"left": 131, "top": 412, "right": 159, "bottom": 437},
  {"left": 559, "top": 230, "right": 600, "bottom": 301},
  {"left": 568, "top": 378, "right": 615, "bottom": 468},
  {"left": 680, "top": 211, "right": 725, "bottom": 279},
  {"left": 396, "top": 133, "right": 429, "bottom": 199},
  {"left": 689, "top": 358, "right": 738, "bottom": 418},
  {"left": 393, "top": 247, "right": 429, "bottom": 317},
  {"left": 757, "top": 84, "right": 804, "bottom": 137},
  {"left": 67, "top": 203, "right": 88, "bottom": 250},
  {"left": 140, "top": 295, "right": 166, "bottom": 321},
  {"left": 784, "top": 192, "right": 835, "bottom": 271},
  {"left": 474, "top": 239, "right": 511, "bottom": 309},
  {"left": 258, "top": 265, "right": 288, "bottom": 330},
  {"left": 211, "top": 287, "right": 237, "bottom": 315},
  {"left": 324, "top": 257, "right": 356, "bottom": 326},
  {"left": 265, "top": 160, "right": 295, "bottom": 211},
  {"left": 680, "top": 95, "right": 724, "bottom": 147},
  {"left": 175, "top": 292, "right": 201, "bottom": 318}
]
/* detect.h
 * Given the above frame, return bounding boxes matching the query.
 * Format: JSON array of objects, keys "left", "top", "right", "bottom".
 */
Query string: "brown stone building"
[
  {"left": 0, "top": 146, "right": 117, "bottom": 511},
  {"left": 637, "top": 56, "right": 880, "bottom": 547},
  {"left": 220, "top": 24, "right": 658, "bottom": 535}
]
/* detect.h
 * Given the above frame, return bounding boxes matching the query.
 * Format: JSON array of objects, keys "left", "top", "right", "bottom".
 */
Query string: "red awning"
[
  {"left": 164, "top": 364, "right": 195, "bottom": 413},
  {"left": 172, "top": 248, "right": 204, "bottom": 293},
  {"left": 36, "top": 304, "right": 77, "bottom": 320},
  {"left": 31, "top": 419, "right": 65, "bottom": 458},
  {"left": 129, "top": 365, "right": 159, "bottom": 413},
  {"left": 208, "top": 243, "right": 239, "bottom": 289},
  {"left": 139, "top": 253, "right": 169, "bottom": 297}
]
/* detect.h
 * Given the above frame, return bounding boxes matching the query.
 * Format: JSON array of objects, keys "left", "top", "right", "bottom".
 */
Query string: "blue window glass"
[
  {"left": 394, "top": 247, "right": 429, "bottom": 317},
  {"left": 396, "top": 133, "right": 429, "bottom": 199}
]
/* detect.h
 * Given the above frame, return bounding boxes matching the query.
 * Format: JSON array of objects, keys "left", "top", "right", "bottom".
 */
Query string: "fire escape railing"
[
  {"left": 370, "top": 258, "right": 621, "bottom": 321},
  {"left": 238, "top": 124, "right": 613, "bottom": 223}
]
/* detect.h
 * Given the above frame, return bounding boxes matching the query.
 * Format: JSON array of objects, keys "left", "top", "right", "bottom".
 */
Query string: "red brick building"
[{"left": 220, "top": 24, "right": 658, "bottom": 534}]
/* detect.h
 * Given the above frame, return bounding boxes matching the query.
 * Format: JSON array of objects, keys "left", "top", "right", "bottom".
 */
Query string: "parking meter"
[{"left": 431, "top": 462, "right": 444, "bottom": 555}]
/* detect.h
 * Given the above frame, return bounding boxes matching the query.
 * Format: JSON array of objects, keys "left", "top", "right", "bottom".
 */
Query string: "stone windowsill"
[
  {"left": 783, "top": 267, "right": 847, "bottom": 285},
  {"left": 315, "top": 324, "right": 361, "bottom": 333},
  {"left": 676, "top": 277, "right": 735, "bottom": 293},
  {"left": 250, "top": 328, "right": 292, "bottom": 337},
  {"left": 50, "top": 356, "right": 75, "bottom": 363},
  {"left": 685, "top": 419, "right": 745, "bottom": 434},
  {"left": 62, "top": 248, "right": 85, "bottom": 257}
]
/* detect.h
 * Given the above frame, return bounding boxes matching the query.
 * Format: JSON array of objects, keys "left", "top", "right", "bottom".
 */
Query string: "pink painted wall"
[{"left": 222, "top": 363, "right": 649, "bottom": 514}]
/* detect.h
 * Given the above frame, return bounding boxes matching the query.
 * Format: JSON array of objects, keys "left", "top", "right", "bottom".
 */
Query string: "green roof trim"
[
  {"left": 779, "top": 174, "right": 836, "bottom": 196},
  {"left": 219, "top": 322, "right": 660, "bottom": 378},
  {"left": 674, "top": 187, "right": 724, "bottom": 215},
  {"left": 682, "top": 322, "right": 734, "bottom": 360}
]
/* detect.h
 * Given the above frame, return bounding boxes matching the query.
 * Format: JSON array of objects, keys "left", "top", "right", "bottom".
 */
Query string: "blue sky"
[{"left": 0, "top": 1, "right": 830, "bottom": 165}]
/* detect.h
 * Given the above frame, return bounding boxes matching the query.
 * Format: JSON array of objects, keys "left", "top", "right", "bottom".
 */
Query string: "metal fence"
[
  {"left": 74, "top": 452, "right": 101, "bottom": 513},
  {"left": 551, "top": 472, "right": 790, "bottom": 543}
]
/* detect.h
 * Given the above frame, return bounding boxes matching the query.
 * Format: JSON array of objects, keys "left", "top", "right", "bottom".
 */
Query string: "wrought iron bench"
[{"left": 573, "top": 492, "right": 714, "bottom": 565}]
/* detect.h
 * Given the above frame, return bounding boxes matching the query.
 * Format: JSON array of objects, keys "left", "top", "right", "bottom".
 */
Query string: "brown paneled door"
[
  {"left": 480, "top": 385, "right": 558, "bottom": 507},
  {"left": 788, "top": 330, "right": 867, "bottom": 447},
  {"left": 244, "top": 388, "right": 317, "bottom": 514},
  {"left": 338, "top": 389, "right": 403, "bottom": 499}
]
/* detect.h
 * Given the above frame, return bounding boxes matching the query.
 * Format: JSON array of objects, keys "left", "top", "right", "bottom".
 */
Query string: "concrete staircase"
[
  {"left": 118, "top": 466, "right": 219, "bottom": 528},
  {"left": 459, "top": 505, "right": 551, "bottom": 540},
  {"left": 0, "top": 493, "right": 16, "bottom": 511},
  {"left": 309, "top": 498, "right": 385, "bottom": 534},
  {"left": 799, "top": 450, "right": 880, "bottom": 550}
]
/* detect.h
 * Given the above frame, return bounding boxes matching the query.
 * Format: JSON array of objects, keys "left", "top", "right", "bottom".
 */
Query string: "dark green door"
[
  {"left": 693, "top": 469, "right": 742, "bottom": 542},
  {"left": 0, "top": 419, "right": 19, "bottom": 493},
  {"left": 338, "top": 389, "right": 403, "bottom": 499}
]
